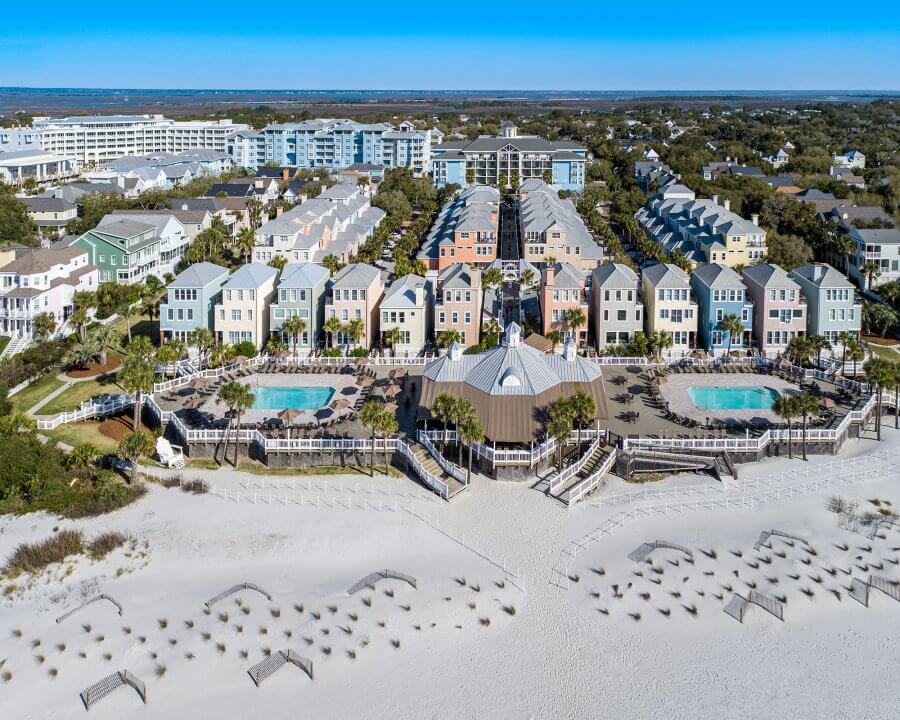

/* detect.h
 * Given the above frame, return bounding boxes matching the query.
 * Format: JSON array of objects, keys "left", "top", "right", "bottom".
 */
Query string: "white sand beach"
[{"left": 1, "top": 427, "right": 898, "bottom": 719}]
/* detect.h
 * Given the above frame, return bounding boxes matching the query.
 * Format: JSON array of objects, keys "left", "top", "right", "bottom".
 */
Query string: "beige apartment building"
[{"left": 213, "top": 263, "right": 278, "bottom": 349}]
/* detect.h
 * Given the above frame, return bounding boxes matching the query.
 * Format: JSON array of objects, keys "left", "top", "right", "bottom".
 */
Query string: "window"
[
  {"left": 617, "top": 310, "right": 627, "bottom": 321},
  {"left": 715, "top": 309, "right": 724, "bottom": 322},
  {"left": 231, "top": 310, "right": 241, "bottom": 321},
  {"left": 606, "top": 332, "right": 617, "bottom": 344}
]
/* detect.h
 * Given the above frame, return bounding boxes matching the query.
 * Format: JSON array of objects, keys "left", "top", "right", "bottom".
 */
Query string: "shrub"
[
  {"left": 3, "top": 530, "right": 84, "bottom": 576},
  {"left": 87, "top": 531, "right": 129, "bottom": 559}
]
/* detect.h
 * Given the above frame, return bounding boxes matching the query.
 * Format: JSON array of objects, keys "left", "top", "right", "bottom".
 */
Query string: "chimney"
[
  {"left": 712, "top": 194, "right": 719, "bottom": 205},
  {"left": 448, "top": 342, "right": 462, "bottom": 361},
  {"left": 723, "top": 199, "right": 731, "bottom": 212},
  {"left": 275, "top": 206, "right": 284, "bottom": 218},
  {"left": 545, "top": 265, "right": 555, "bottom": 286},
  {"left": 282, "top": 169, "right": 289, "bottom": 182},
  {"left": 751, "top": 213, "right": 759, "bottom": 226},
  {"left": 181, "top": 203, "right": 189, "bottom": 211},
  {"left": 563, "top": 336, "right": 577, "bottom": 361}
]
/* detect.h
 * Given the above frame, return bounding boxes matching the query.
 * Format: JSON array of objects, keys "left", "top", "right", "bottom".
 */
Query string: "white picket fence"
[
  {"left": 552, "top": 445, "right": 900, "bottom": 590},
  {"left": 417, "top": 430, "right": 468, "bottom": 486},
  {"left": 565, "top": 449, "right": 618, "bottom": 506},
  {"left": 549, "top": 435, "right": 603, "bottom": 496}
]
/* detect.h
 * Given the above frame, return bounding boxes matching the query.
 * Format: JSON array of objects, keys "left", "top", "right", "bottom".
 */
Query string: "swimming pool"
[
  {"left": 688, "top": 386, "right": 780, "bottom": 411},
  {"left": 252, "top": 386, "right": 335, "bottom": 410}
]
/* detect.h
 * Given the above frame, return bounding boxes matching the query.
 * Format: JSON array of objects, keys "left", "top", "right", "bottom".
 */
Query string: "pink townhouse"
[
  {"left": 324, "top": 263, "right": 384, "bottom": 349},
  {"left": 539, "top": 262, "right": 589, "bottom": 347},
  {"left": 741, "top": 263, "right": 806, "bottom": 357},
  {"left": 431, "top": 263, "right": 482, "bottom": 349}
]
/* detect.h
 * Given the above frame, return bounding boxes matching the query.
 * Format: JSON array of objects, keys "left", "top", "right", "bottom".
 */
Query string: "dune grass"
[{"left": 3, "top": 530, "right": 84, "bottom": 577}]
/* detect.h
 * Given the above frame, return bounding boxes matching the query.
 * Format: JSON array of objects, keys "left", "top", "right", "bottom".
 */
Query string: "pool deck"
[{"left": 659, "top": 373, "right": 798, "bottom": 423}]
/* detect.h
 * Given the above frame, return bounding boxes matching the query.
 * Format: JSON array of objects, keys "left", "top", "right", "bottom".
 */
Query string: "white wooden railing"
[
  {"left": 566, "top": 448, "right": 618, "bottom": 505},
  {"left": 419, "top": 428, "right": 607, "bottom": 467},
  {"left": 417, "top": 430, "right": 468, "bottom": 486},
  {"left": 548, "top": 434, "right": 603, "bottom": 496}
]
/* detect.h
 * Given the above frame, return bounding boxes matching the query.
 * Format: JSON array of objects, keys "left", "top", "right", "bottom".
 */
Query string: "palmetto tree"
[
  {"left": 321, "top": 254, "right": 343, "bottom": 276},
  {"left": 268, "top": 255, "right": 287, "bottom": 271},
  {"left": 808, "top": 334, "right": 832, "bottom": 369},
  {"left": 569, "top": 389, "right": 596, "bottom": 450},
  {"left": 718, "top": 313, "right": 744, "bottom": 357},
  {"left": 217, "top": 381, "right": 255, "bottom": 467},
  {"left": 282, "top": 316, "right": 307, "bottom": 359},
  {"left": 482, "top": 268, "right": 503, "bottom": 289},
  {"left": 437, "top": 329, "right": 461, "bottom": 348},
  {"left": 361, "top": 400, "right": 383, "bottom": 476},
  {"left": 66, "top": 442, "right": 99, "bottom": 470},
  {"left": 796, "top": 391, "right": 820, "bottom": 461},
  {"left": 547, "top": 330, "right": 563, "bottom": 354},
  {"left": 432, "top": 392, "right": 457, "bottom": 456},
  {"left": 773, "top": 394, "right": 799, "bottom": 459},
  {"left": 121, "top": 335, "right": 155, "bottom": 430},
  {"left": 86, "top": 322, "right": 120, "bottom": 366},
  {"left": 376, "top": 410, "right": 398, "bottom": 474},
  {"left": 860, "top": 260, "right": 881, "bottom": 291},
  {"left": 459, "top": 414, "right": 485, "bottom": 484},
  {"left": 891, "top": 361, "right": 900, "bottom": 430},
  {"left": 71, "top": 290, "right": 96, "bottom": 340},
  {"left": 247, "top": 197, "right": 263, "bottom": 229},
  {"left": 384, "top": 326, "right": 402, "bottom": 350},
  {"left": 451, "top": 398, "right": 477, "bottom": 466},
  {"left": 154, "top": 342, "right": 180, "bottom": 378},
  {"left": 188, "top": 327, "right": 215, "bottom": 367},
  {"left": 565, "top": 307, "right": 586, "bottom": 346},
  {"left": 209, "top": 343, "right": 231, "bottom": 368},
  {"left": 117, "top": 429, "right": 155, "bottom": 484},
  {"left": 786, "top": 335, "right": 812, "bottom": 367},
  {"left": 347, "top": 318, "right": 365, "bottom": 349},
  {"left": 520, "top": 268, "right": 535, "bottom": 290},
  {"left": 548, "top": 413, "right": 573, "bottom": 472},
  {"left": 236, "top": 226, "right": 256, "bottom": 265},
  {"left": 324, "top": 316, "right": 343, "bottom": 348},
  {"left": 836, "top": 331, "right": 852, "bottom": 371},
  {"left": 846, "top": 338, "right": 865, "bottom": 377},
  {"left": 864, "top": 358, "right": 892, "bottom": 441},
  {"left": 32, "top": 312, "right": 57, "bottom": 340}
]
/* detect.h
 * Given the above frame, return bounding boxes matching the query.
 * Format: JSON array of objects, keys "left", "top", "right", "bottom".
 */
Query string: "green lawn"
[
  {"left": 39, "top": 375, "right": 123, "bottom": 415},
  {"left": 12, "top": 374, "right": 66, "bottom": 412},
  {"left": 46, "top": 422, "right": 118, "bottom": 454},
  {"left": 0, "top": 335, "right": 9, "bottom": 355},
  {"left": 864, "top": 342, "right": 899, "bottom": 362}
]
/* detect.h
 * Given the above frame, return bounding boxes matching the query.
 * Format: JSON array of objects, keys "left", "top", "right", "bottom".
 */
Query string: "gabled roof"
[
  {"left": 168, "top": 261, "right": 229, "bottom": 289},
  {"left": 330, "top": 262, "right": 382, "bottom": 289},
  {"left": 790, "top": 263, "right": 854, "bottom": 289},
  {"left": 691, "top": 263, "right": 746, "bottom": 290},
  {"left": 0, "top": 246, "right": 85, "bottom": 275},
  {"left": 741, "top": 263, "right": 800, "bottom": 290},
  {"left": 382, "top": 274, "right": 426, "bottom": 309},
  {"left": 439, "top": 263, "right": 479, "bottom": 289},
  {"left": 642, "top": 262, "right": 690, "bottom": 288},
  {"left": 592, "top": 262, "right": 639, "bottom": 289},
  {"left": 546, "top": 262, "right": 584, "bottom": 290},
  {"left": 276, "top": 262, "right": 329, "bottom": 289},
  {"left": 222, "top": 263, "right": 278, "bottom": 289}
]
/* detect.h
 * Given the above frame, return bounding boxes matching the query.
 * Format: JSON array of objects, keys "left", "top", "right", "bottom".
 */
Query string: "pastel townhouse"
[
  {"left": 430, "top": 263, "right": 482, "bottom": 349},
  {"left": 690, "top": 264, "right": 754, "bottom": 355},
  {"left": 324, "top": 263, "right": 384, "bottom": 349},
  {"left": 269, "top": 263, "right": 330, "bottom": 354},
  {"left": 741, "top": 264, "right": 806, "bottom": 357},
  {"left": 213, "top": 263, "right": 278, "bottom": 349},
  {"left": 846, "top": 228, "right": 900, "bottom": 290},
  {"left": 0, "top": 247, "right": 97, "bottom": 339},
  {"left": 641, "top": 263, "right": 699, "bottom": 353},
  {"left": 590, "top": 263, "right": 644, "bottom": 350},
  {"left": 539, "top": 262, "right": 589, "bottom": 347},
  {"left": 790, "top": 263, "right": 861, "bottom": 351},
  {"left": 159, "top": 262, "right": 230, "bottom": 343},
  {"left": 379, "top": 274, "right": 430, "bottom": 356},
  {"left": 417, "top": 185, "right": 500, "bottom": 271}
]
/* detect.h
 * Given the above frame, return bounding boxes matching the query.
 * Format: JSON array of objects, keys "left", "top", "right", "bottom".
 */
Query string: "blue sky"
[{"left": 1, "top": 1, "right": 898, "bottom": 89}]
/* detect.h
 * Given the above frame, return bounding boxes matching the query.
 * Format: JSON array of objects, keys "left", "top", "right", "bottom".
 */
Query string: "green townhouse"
[
  {"left": 72, "top": 217, "right": 162, "bottom": 285},
  {"left": 270, "top": 262, "right": 330, "bottom": 354}
]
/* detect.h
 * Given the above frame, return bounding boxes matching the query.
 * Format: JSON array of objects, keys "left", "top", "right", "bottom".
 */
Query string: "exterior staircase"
[
  {"left": 408, "top": 442, "right": 467, "bottom": 498},
  {"left": 1, "top": 334, "right": 30, "bottom": 360},
  {"left": 552, "top": 443, "right": 615, "bottom": 504}
]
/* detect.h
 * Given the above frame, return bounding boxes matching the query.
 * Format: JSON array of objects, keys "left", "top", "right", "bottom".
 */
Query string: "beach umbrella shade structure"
[
  {"left": 383, "top": 401, "right": 398, "bottom": 413},
  {"left": 330, "top": 398, "right": 351, "bottom": 411},
  {"left": 315, "top": 407, "right": 335, "bottom": 423},
  {"left": 380, "top": 384, "right": 401, "bottom": 397},
  {"left": 356, "top": 356, "right": 369, "bottom": 367},
  {"left": 232, "top": 355, "right": 250, "bottom": 365},
  {"left": 184, "top": 395, "right": 204, "bottom": 410},
  {"left": 340, "top": 385, "right": 358, "bottom": 396},
  {"left": 389, "top": 368, "right": 408, "bottom": 380},
  {"left": 188, "top": 376, "right": 209, "bottom": 390},
  {"left": 819, "top": 397, "right": 836, "bottom": 409},
  {"left": 358, "top": 375, "right": 375, "bottom": 387},
  {"left": 276, "top": 350, "right": 291, "bottom": 358},
  {"left": 278, "top": 408, "right": 301, "bottom": 422}
]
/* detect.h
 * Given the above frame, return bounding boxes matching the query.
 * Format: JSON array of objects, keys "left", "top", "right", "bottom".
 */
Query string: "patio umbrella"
[
  {"left": 358, "top": 375, "right": 375, "bottom": 387},
  {"left": 188, "top": 376, "right": 209, "bottom": 389},
  {"left": 276, "top": 350, "right": 291, "bottom": 358},
  {"left": 383, "top": 401, "right": 398, "bottom": 413},
  {"left": 315, "top": 407, "right": 335, "bottom": 422},
  {"left": 184, "top": 395, "right": 204, "bottom": 410},
  {"left": 330, "top": 398, "right": 350, "bottom": 411},
  {"left": 819, "top": 397, "right": 836, "bottom": 409},
  {"left": 356, "top": 356, "right": 369, "bottom": 367},
  {"left": 340, "top": 385, "right": 358, "bottom": 396},
  {"left": 379, "top": 384, "right": 401, "bottom": 397},
  {"left": 389, "top": 368, "right": 408, "bottom": 380},
  {"left": 232, "top": 355, "right": 249, "bottom": 365},
  {"left": 278, "top": 408, "right": 301, "bottom": 422}
]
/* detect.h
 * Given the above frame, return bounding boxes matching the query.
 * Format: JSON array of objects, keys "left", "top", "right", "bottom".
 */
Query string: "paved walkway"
[{"left": 25, "top": 368, "right": 114, "bottom": 417}]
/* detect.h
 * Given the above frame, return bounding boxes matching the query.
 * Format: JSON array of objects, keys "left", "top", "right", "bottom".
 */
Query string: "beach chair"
[{"left": 156, "top": 437, "right": 185, "bottom": 469}]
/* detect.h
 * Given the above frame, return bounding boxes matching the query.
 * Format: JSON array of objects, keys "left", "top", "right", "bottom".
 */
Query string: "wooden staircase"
[
  {"left": 553, "top": 443, "right": 615, "bottom": 504},
  {"left": 408, "top": 442, "right": 467, "bottom": 498}
]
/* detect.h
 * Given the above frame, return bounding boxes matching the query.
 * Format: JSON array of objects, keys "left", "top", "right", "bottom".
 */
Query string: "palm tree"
[
  {"left": 71, "top": 290, "right": 96, "bottom": 340},
  {"left": 432, "top": 392, "right": 457, "bottom": 456},
  {"left": 236, "top": 226, "right": 256, "bottom": 265},
  {"left": 117, "top": 430, "right": 155, "bottom": 484},
  {"left": 376, "top": 410, "right": 398, "bottom": 474},
  {"left": 860, "top": 260, "right": 881, "bottom": 291},
  {"left": 846, "top": 338, "right": 865, "bottom": 377},
  {"left": 86, "top": 323, "right": 120, "bottom": 367},
  {"left": 520, "top": 268, "right": 535, "bottom": 290},
  {"left": 347, "top": 318, "right": 365, "bottom": 349},
  {"left": 718, "top": 313, "right": 744, "bottom": 357},
  {"left": 773, "top": 395, "right": 800, "bottom": 459},
  {"left": 547, "top": 330, "right": 563, "bottom": 354},
  {"left": 482, "top": 268, "right": 503, "bottom": 289},
  {"left": 569, "top": 390, "right": 596, "bottom": 450},
  {"left": 268, "top": 255, "right": 287, "bottom": 271},
  {"left": 361, "top": 400, "right": 383, "bottom": 476},
  {"left": 786, "top": 335, "right": 812, "bottom": 367},
  {"left": 565, "top": 307, "right": 586, "bottom": 346},
  {"left": 437, "top": 329, "right": 461, "bottom": 348},
  {"left": 209, "top": 343, "right": 231, "bottom": 368},
  {"left": 548, "top": 414, "right": 573, "bottom": 472},
  {"left": 864, "top": 358, "right": 892, "bottom": 441},
  {"left": 321, "top": 254, "right": 343, "bottom": 276},
  {"left": 891, "top": 361, "right": 900, "bottom": 430},
  {"left": 218, "top": 381, "right": 254, "bottom": 467},
  {"left": 121, "top": 336, "right": 155, "bottom": 430},
  {"left": 808, "top": 334, "right": 832, "bottom": 369},
  {"left": 282, "top": 316, "right": 307, "bottom": 359},
  {"left": 188, "top": 327, "right": 215, "bottom": 367},
  {"left": 384, "top": 327, "right": 402, "bottom": 351},
  {"left": 796, "top": 391, "right": 820, "bottom": 461},
  {"left": 66, "top": 442, "right": 99, "bottom": 470},
  {"left": 451, "top": 398, "right": 477, "bottom": 466},
  {"left": 247, "top": 197, "right": 263, "bottom": 229},
  {"left": 32, "top": 312, "right": 57, "bottom": 340},
  {"left": 836, "top": 331, "right": 852, "bottom": 371},
  {"left": 154, "top": 342, "right": 181, "bottom": 378},
  {"left": 459, "top": 414, "right": 485, "bottom": 484},
  {"left": 650, "top": 329, "right": 673, "bottom": 360},
  {"left": 324, "top": 316, "right": 343, "bottom": 348}
]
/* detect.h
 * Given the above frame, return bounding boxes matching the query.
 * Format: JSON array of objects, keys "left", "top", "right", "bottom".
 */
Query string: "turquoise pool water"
[
  {"left": 688, "top": 386, "right": 779, "bottom": 411},
  {"left": 252, "top": 386, "right": 335, "bottom": 410}
]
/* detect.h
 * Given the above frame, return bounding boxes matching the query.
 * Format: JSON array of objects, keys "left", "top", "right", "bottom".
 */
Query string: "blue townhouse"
[
  {"left": 269, "top": 263, "right": 330, "bottom": 354},
  {"left": 159, "top": 262, "right": 230, "bottom": 343},
  {"left": 690, "top": 263, "right": 754, "bottom": 355}
]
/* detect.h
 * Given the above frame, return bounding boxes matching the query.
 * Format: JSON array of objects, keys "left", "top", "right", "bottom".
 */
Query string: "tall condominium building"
[
  {"left": 229, "top": 119, "right": 434, "bottom": 175},
  {"left": 0, "top": 115, "right": 249, "bottom": 166},
  {"left": 431, "top": 124, "right": 586, "bottom": 191}
]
